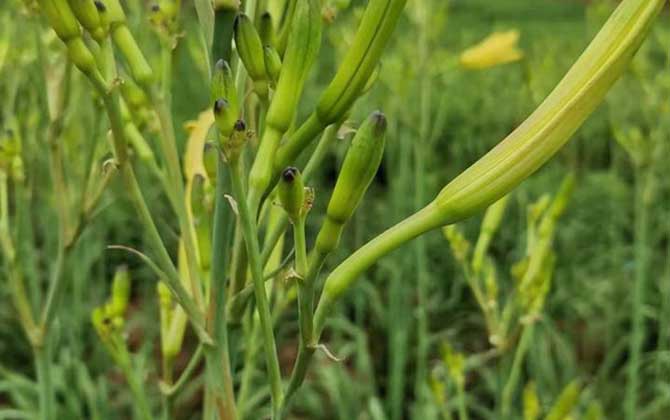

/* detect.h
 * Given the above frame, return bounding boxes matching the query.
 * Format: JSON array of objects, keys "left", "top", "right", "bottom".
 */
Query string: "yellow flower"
[{"left": 459, "top": 30, "right": 524, "bottom": 70}]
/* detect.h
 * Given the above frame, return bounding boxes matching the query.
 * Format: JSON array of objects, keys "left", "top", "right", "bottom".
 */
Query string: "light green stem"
[
  {"left": 501, "top": 324, "right": 534, "bottom": 418},
  {"left": 229, "top": 157, "right": 284, "bottom": 418}
]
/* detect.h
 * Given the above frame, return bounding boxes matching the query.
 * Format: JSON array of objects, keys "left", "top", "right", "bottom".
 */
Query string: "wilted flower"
[{"left": 459, "top": 30, "right": 524, "bottom": 70}]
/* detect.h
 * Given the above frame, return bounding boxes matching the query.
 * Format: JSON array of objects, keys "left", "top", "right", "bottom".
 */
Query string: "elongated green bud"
[
  {"left": 40, "top": 0, "right": 81, "bottom": 41},
  {"left": 316, "top": 111, "right": 386, "bottom": 254},
  {"left": 259, "top": 11, "right": 276, "bottom": 46},
  {"left": 317, "top": 0, "right": 406, "bottom": 123},
  {"left": 264, "top": 45, "right": 282, "bottom": 86},
  {"left": 211, "top": 59, "right": 239, "bottom": 139},
  {"left": 434, "top": 0, "right": 663, "bottom": 223},
  {"left": 67, "top": 0, "right": 105, "bottom": 41},
  {"left": 234, "top": 14, "right": 267, "bottom": 83},
  {"left": 108, "top": 266, "right": 130, "bottom": 317},
  {"left": 275, "top": 0, "right": 405, "bottom": 176},
  {"left": 39, "top": 0, "right": 100, "bottom": 76},
  {"left": 314, "top": 0, "right": 663, "bottom": 337},
  {"left": 247, "top": 0, "right": 321, "bottom": 211},
  {"left": 278, "top": 167, "right": 305, "bottom": 222},
  {"left": 545, "top": 380, "right": 581, "bottom": 420},
  {"left": 211, "top": 59, "right": 238, "bottom": 108},
  {"left": 222, "top": 119, "right": 248, "bottom": 162}
]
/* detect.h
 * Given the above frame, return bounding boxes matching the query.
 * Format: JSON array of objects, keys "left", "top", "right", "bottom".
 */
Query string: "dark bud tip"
[
  {"left": 234, "top": 119, "right": 246, "bottom": 131},
  {"left": 371, "top": 111, "right": 387, "bottom": 134},
  {"left": 94, "top": 0, "right": 106, "bottom": 12},
  {"left": 215, "top": 58, "right": 226, "bottom": 71},
  {"left": 282, "top": 167, "right": 298, "bottom": 183},
  {"left": 213, "top": 98, "right": 228, "bottom": 114},
  {"left": 233, "top": 14, "right": 243, "bottom": 32},
  {"left": 150, "top": 3, "right": 160, "bottom": 12},
  {"left": 261, "top": 11, "right": 272, "bottom": 20}
]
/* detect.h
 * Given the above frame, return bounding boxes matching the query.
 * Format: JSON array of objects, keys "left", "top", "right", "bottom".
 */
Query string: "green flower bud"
[
  {"left": 67, "top": 0, "right": 104, "bottom": 41},
  {"left": 274, "top": 0, "right": 405, "bottom": 176},
  {"left": 221, "top": 119, "right": 248, "bottom": 162},
  {"left": 472, "top": 195, "right": 509, "bottom": 275},
  {"left": 99, "top": 0, "right": 125, "bottom": 26},
  {"left": 211, "top": 59, "right": 239, "bottom": 138},
  {"left": 39, "top": 0, "right": 81, "bottom": 41},
  {"left": 278, "top": 167, "right": 305, "bottom": 222},
  {"left": 316, "top": 111, "right": 386, "bottom": 254},
  {"left": 202, "top": 143, "right": 219, "bottom": 181},
  {"left": 213, "top": 98, "right": 238, "bottom": 139},
  {"left": 316, "top": 0, "right": 406, "bottom": 123},
  {"left": 259, "top": 11, "right": 275, "bottom": 46},
  {"left": 108, "top": 266, "right": 131, "bottom": 317},
  {"left": 433, "top": 0, "right": 663, "bottom": 224},
  {"left": 234, "top": 13, "right": 267, "bottom": 83},
  {"left": 246, "top": 0, "right": 321, "bottom": 210},
  {"left": 263, "top": 45, "right": 282, "bottom": 86}
]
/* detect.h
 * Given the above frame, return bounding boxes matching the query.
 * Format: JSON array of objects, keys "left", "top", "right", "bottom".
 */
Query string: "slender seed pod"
[
  {"left": 316, "top": 111, "right": 386, "bottom": 255},
  {"left": 246, "top": 0, "right": 321, "bottom": 211},
  {"left": 108, "top": 266, "right": 131, "bottom": 317},
  {"left": 313, "top": 0, "right": 664, "bottom": 337},
  {"left": 259, "top": 11, "right": 276, "bottom": 46},
  {"left": 263, "top": 45, "right": 282, "bottom": 86},
  {"left": 278, "top": 167, "right": 304, "bottom": 223},
  {"left": 274, "top": 0, "right": 406, "bottom": 176},
  {"left": 234, "top": 14, "right": 267, "bottom": 85},
  {"left": 67, "top": 0, "right": 105, "bottom": 41}
]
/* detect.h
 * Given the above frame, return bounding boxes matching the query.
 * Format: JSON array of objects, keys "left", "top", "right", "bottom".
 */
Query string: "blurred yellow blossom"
[{"left": 460, "top": 30, "right": 524, "bottom": 70}]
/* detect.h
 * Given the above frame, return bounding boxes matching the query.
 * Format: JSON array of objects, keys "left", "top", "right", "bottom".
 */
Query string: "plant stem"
[
  {"left": 203, "top": 153, "right": 237, "bottom": 420},
  {"left": 625, "top": 166, "right": 651, "bottom": 420},
  {"left": 314, "top": 204, "right": 445, "bottom": 339},
  {"left": 229, "top": 156, "right": 284, "bottom": 418},
  {"left": 501, "top": 323, "right": 534, "bottom": 418},
  {"left": 34, "top": 344, "right": 53, "bottom": 420}
]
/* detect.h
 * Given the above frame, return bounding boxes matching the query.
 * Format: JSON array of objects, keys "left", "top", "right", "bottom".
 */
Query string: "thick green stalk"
[
  {"left": 229, "top": 157, "right": 284, "bottom": 417},
  {"left": 625, "top": 167, "right": 652, "bottom": 420}
]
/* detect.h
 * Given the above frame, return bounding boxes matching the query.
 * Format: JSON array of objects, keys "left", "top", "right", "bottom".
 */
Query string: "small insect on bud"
[
  {"left": 278, "top": 167, "right": 305, "bottom": 222},
  {"left": 234, "top": 13, "right": 267, "bottom": 83}
]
